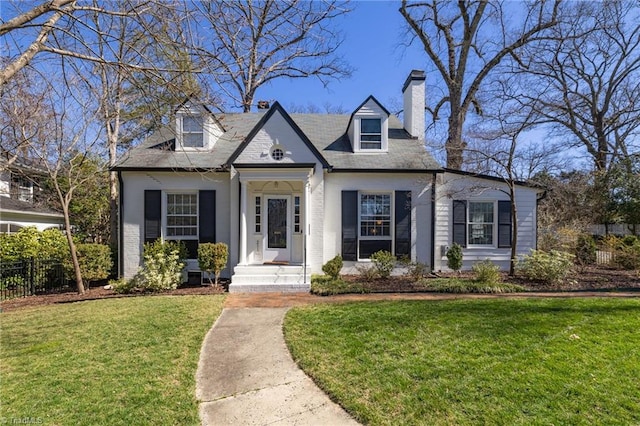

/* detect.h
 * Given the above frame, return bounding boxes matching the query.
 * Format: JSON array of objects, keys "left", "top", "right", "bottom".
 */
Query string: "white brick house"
[{"left": 114, "top": 70, "right": 543, "bottom": 292}]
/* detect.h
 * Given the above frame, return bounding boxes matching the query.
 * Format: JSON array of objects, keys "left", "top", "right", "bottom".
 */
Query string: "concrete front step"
[
  {"left": 228, "top": 283, "right": 311, "bottom": 293},
  {"left": 230, "top": 264, "right": 311, "bottom": 293}
]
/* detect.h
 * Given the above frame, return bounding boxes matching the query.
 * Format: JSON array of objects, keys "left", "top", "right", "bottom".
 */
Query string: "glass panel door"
[{"left": 268, "top": 198, "right": 287, "bottom": 248}]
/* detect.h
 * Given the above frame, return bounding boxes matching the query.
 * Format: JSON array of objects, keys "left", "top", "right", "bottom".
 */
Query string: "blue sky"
[{"left": 257, "top": 1, "right": 426, "bottom": 114}]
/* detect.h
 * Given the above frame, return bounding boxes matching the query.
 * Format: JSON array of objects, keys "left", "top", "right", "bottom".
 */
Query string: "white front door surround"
[
  {"left": 237, "top": 167, "right": 313, "bottom": 266},
  {"left": 264, "top": 195, "right": 291, "bottom": 262}
]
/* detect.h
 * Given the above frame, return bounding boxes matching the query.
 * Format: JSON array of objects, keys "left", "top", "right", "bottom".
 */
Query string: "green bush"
[
  {"left": 371, "top": 250, "right": 396, "bottom": 279},
  {"left": 355, "top": 264, "right": 378, "bottom": 282},
  {"left": 310, "top": 274, "right": 366, "bottom": 296},
  {"left": 612, "top": 243, "right": 640, "bottom": 270},
  {"left": 66, "top": 244, "right": 112, "bottom": 284},
  {"left": 128, "top": 240, "right": 187, "bottom": 292},
  {"left": 405, "top": 262, "right": 430, "bottom": 280},
  {"left": 197, "top": 242, "right": 228, "bottom": 285},
  {"left": 0, "top": 275, "right": 25, "bottom": 291},
  {"left": 446, "top": 243, "right": 463, "bottom": 271},
  {"left": 517, "top": 250, "right": 574, "bottom": 285},
  {"left": 423, "top": 278, "right": 525, "bottom": 293},
  {"left": 575, "top": 234, "right": 597, "bottom": 266},
  {"left": 110, "top": 277, "right": 136, "bottom": 294},
  {"left": 322, "top": 255, "right": 343, "bottom": 280},
  {"left": 472, "top": 259, "right": 501, "bottom": 285},
  {"left": 0, "top": 227, "right": 69, "bottom": 262}
]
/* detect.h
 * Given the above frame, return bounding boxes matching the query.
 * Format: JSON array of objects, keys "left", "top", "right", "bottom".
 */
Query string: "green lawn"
[
  {"left": 1, "top": 295, "right": 224, "bottom": 426},
  {"left": 284, "top": 298, "right": 640, "bottom": 425}
]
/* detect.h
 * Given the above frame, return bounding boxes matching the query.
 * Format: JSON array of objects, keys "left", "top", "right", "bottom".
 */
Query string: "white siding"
[
  {"left": 120, "top": 171, "right": 231, "bottom": 279},
  {"left": 323, "top": 172, "right": 433, "bottom": 267},
  {"left": 235, "top": 110, "right": 319, "bottom": 164},
  {"left": 0, "top": 212, "right": 64, "bottom": 232},
  {"left": 433, "top": 172, "right": 541, "bottom": 271}
]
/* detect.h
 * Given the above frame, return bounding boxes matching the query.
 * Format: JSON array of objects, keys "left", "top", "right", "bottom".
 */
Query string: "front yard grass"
[
  {"left": 1, "top": 295, "right": 224, "bottom": 425},
  {"left": 284, "top": 298, "right": 640, "bottom": 425}
]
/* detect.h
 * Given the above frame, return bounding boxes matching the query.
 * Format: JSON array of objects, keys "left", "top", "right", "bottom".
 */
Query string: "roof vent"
[{"left": 257, "top": 100, "right": 270, "bottom": 110}]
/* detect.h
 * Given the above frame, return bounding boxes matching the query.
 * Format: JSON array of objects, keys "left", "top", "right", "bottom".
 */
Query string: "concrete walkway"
[{"left": 196, "top": 307, "right": 359, "bottom": 426}]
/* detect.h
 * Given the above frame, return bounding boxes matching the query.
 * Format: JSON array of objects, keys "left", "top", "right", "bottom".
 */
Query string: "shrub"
[
  {"left": 472, "top": 259, "right": 501, "bottom": 285},
  {"left": 405, "top": 262, "right": 430, "bottom": 280},
  {"left": 517, "top": 250, "right": 574, "bottom": 285},
  {"left": 612, "top": 243, "right": 640, "bottom": 270},
  {"left": 446, "top": 243, "right": 463, "bottom": 272},
  {"left": 0, "top": 227, "right": 69, "bottom": 262},
  {"left": 198, "top": 242, "right": 229, "bottom": 285},
  {"left": 322, "top": 255, "right": 343, "bottom": 280},
  {"left": 0, "top": 275, "right": 25, "bottom": 291},
  {"left": 355, "top": 263, "right": 378, "bottom": 282},
  {"left": 371, "top": 250, "right": 396, "bottom": 279},
  {"left": 110, "top": 277, "right": 136, "bottom": 294},
  {"left": 424, "top": 278, "right": 525, "bottom": 293},
  {"left": 66, "top": 244, "right": 112, "bottom": 284},
  {"left": 575, "top": 234, "right": 597, "bottom": 266},
  {"left": 310, "top": 274, "right": 365, "bottom": 296},
  {"left": 131, "top": 240, "right": 186, "bottom": 292}
]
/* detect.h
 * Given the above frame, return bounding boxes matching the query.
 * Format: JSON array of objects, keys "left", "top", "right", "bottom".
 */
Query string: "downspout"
[
  {"left": 430, "top": 171, "right": 437, "bottom": 272},
  {"left": 117, "top": 171, "right": 124, "bottom": 278}
]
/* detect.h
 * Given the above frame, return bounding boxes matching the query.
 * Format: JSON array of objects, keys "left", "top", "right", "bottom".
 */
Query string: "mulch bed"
[
  {"left": 2, "top": 267, "right": 638, "bottom": 313},
  {"left": 0, "top": 281, "right": 226, "bottom": 313}
]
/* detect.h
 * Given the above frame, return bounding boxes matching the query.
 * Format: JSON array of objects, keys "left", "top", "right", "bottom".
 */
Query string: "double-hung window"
[
  {"left": 360, "top": 194, "right": 391, "bottom": 237},
  {"left": 453, "top": 200, "right": 512, "bottom": 248},
  {"left": 166, "top": 193, "right": 198, "bottom": 238},
  {"left": 360, "top": 118, "right": 382, "bottom": 150},
  {"left": 182, "top": 116, "right": 204, "bottom": 148},
  {"left": 468, "top": 202, "right": 494, "bottom": 245}
]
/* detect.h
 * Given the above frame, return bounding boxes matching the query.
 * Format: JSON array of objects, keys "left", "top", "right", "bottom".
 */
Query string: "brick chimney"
[{"left": 402, "top": 70, "right": 426, "bottom": 139}]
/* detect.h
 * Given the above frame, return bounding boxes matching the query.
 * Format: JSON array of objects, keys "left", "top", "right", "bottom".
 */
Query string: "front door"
[{"left": 263, "top": 195, "right": 291, "bottom": 262}]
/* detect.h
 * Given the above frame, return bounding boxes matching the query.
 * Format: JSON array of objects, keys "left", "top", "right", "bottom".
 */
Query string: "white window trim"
[
  {"left": 466, "top": 200, "right": 497, "bottom": 248},
  {"left": 177, "top": 112, "right": 209, "bottom": 151},
  {"left": 163, "top": 191, "right": 199, "bottom": 241},
  {"left": 358, "top": 192, "right": 394, "bottom": 241},
  {"left": 354, "top": 116, "right": 388, "bottom": 152}
]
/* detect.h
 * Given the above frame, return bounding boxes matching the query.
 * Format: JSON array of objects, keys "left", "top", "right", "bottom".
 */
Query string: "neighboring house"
[
  {"left": 0, "top": 157, "right": 64, "bottom": 234},
  {"left": 114, "top": 70, "right": 543, "bottom": 292}
]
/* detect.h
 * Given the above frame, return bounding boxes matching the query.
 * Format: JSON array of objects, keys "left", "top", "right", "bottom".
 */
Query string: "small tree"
[
  {"left": 198, "top": 243, "right": 228, "bottom": 286},
  {"left": 447, "top": 243, "right": 463, "bottom": 272}
]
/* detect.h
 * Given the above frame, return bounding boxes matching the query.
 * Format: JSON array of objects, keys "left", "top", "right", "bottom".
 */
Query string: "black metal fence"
[{"left": 0, "top": 258, "right": 70, "bottom": 300}]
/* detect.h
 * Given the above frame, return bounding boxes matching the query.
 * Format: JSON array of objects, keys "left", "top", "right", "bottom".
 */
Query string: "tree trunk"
[
  {"left": 62, "top": 201, "right": 85, "bottom": 294},
  {"left": 446, "top": 112, "right": 465, "bottom": 169},
  {"left": 509, "top": 183, "right": 518, "bottom": 276},
  {"left": 109, "top": 171, "right": 118, "bottom": 246}
]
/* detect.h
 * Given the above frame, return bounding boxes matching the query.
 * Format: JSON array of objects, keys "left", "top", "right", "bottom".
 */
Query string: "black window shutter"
[
  {"left": 144, "top": 190, "right": 161, "bottom": 243},
  {"left": 199, "top": 190, "right": 216, "bottom": 243},
  {"left": 395, "top": 191, "right": 411, "bottom": 258},
  {"left": 342, "top": 191, "right": 358, "bottom": 261},
  {"left": 452, "top": 200, "right": 467, "bottom": 247},
  {"left": 498, "top": 200, "right": 512, "bottom": 248}
]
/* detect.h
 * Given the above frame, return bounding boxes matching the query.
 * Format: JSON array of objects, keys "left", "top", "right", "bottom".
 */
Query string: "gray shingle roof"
[
  {"left": 0, "top": 196, "right": 64, "bottom": 217},
  {"left": 114, "top": 108, "right": 442, "bottom": 171}
]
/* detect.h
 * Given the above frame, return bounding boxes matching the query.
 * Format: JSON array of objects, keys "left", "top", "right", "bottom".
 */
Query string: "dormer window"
[
  {"left": 360, "top": 119, "right": 382, "bottom": 149},
  {"left": 182, "top": 115, "right": 204, "bottom": 148}
]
